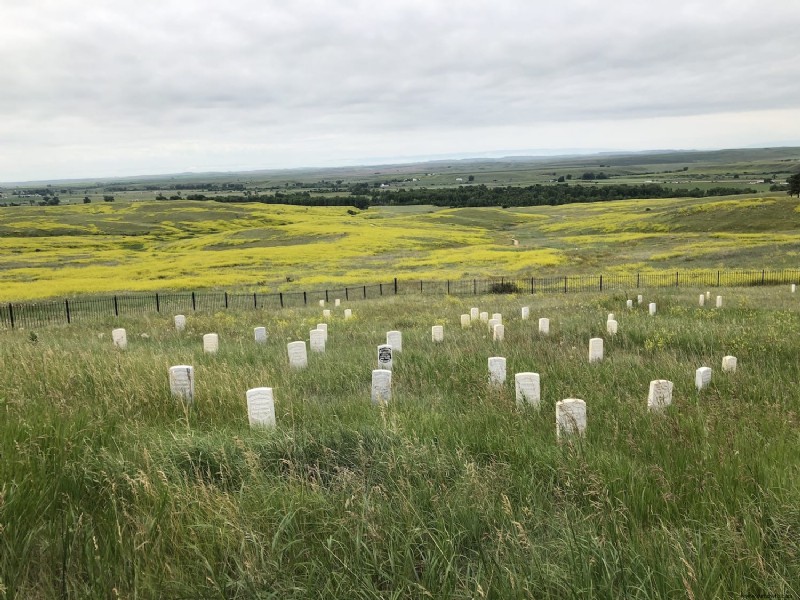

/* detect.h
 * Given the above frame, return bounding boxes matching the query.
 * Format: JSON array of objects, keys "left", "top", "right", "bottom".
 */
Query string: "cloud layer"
[{"left": 2, "top": 0, "right": 800, "bottom": 180}]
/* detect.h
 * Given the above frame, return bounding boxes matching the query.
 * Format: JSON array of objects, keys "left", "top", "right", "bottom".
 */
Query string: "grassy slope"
[
  {"left": 1, "top": 289, "right": 798, "bottom": 598},
  {"left": 1, "top": 194, "right": 800, "bottom": 302}
]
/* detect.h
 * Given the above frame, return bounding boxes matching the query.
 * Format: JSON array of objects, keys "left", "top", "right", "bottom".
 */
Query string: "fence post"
[
  {"left": 326, "top": 289, "right": 329, "bottom": 302},
  {"left": 637, "top": 273, "right": 640, "bottom": 288},
  {"left": 65, "top": 299, "right": 71, "bottom": 324},
  {"left": 564, "top": 276, "right": 568, "bottom": 293},
  {"left": 363, "top": 285, "right": 366, "bottom": 299},
  {"left": 447, "top": 280, "right": 450, "bottom": 295},
  {"left": 676, "top": 271, "right": 679, "bottom": 287},
  {"left": 717, "top": 271, "right": 720, "bottom": 287},
  {"left": 345, "top": 287, "right": 349, "bottom": 300},
  {"left": 156, "top": 293, "right": 160, "bottom": 312},
  {"left": 394, "top": 278, "right": 398, "bottom": 294},
  {"left": 253, "top": 292, "right": 258, "bottom": 309},
  {"left": 531, "top": 277, "right": 534, "bottom": 294},
  {"left": 114, "top": 295, "right": 119, "bottom": 317},
  {"left": 191, "top": 292, "right": 196, "bottom": 311},
  {"left": 762, "top": 269, "right": 765, "bottom": 285},
  {"left": 380, "top": 283, "right": 383, "bottom": 295},
  {"left": 420, "top": 280, "right": 423, "bottom": 293},
  {"left": 303, "top": 291, "right": 307, "bottom": 305},
  {"left": 279, "top": 292, "right": 284, "bottom": 308},
  {"left": 473, "top": 279, "right": 477, "bottom": 295},
  {"left": 225, "top": 292, "right": 229, "bottom": 309},
  {"left": 599, "top": 275, "right": 603, "bottom": 292},
  {"left": 8, "top": 303, "right": 14, "bottom": 329}
]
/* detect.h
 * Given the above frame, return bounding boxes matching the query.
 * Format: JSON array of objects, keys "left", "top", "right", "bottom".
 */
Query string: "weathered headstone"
[
  {"left": 169, "top": 365, "right": 194, "bottom": 403},
  {"left": 514, "top": 372, "right": 541, "bottom": 408},
  {"left": 112, "top": 328, "right": 127, "bottom": 350},
  {"left": 648, "top": 302, "right": 657, "bottom": 316},
  {"left": 493, "top": 323, "right": 504, "bottom": 341},
  {"left": 254, "top": 327, "right": 267, "bottom": 344},
  {"left": 323, "top": 309, "right": 331, "bottom": 319},
  {"left": 606, "top": 319, "right": 618, "bottom": 335},
  {"left": 521, "top": 306, "right": 530, "bottom": 320},
  {"left": 695, "top": 366, "right": 712, "bottom": 390},
  {"left": 715, "top": 295, "right": 723, "bottom": 308},
  {"left": 287, "top": 341, "right": 308, "bottom": 369},
  {"left": 378, "top": 344, "right": 393, "bottom": 370},
  {"left": 637, "top": 294, "right": 643, "bottom": 304},
  {"left": 792, "top": 284, "right": 796, "bottom": 293},
  {"left": 492, "top": 313, "right": 502, "bottom": 323},
  {"left": 310, "top": 329, "right": 326, "bottom": 353},
  {"left": 647, "top": 379, "right": 673, "bottom": 412},
  {"left": 386, "top": 330, "right": 402, "bottom": 352},
  {"left": 203, "top": 333, "right": 219, "bottom": 354},
  {"left": 699, "top": 294, "right": 705, "bottom": 307},
  {"left": 556, "top": 399, "right": 586, "bottom": 438},
  {"left": 626, "top": 299, "right": 633, "bottom": 309},
  {"left": 607, "top": 313, "right": 615, "bottom": 321},
  {"left": 487, "top": 318, "right": 499, "bottom": 332},
  {"left": 319, "top": 299, "right": 325, "bottom": 307},
  {"left": 460, "top": 314, "right": 471, "bottom": 328},
  {"left": 344, "top": 309, "right": 352, "bottom": 320},
  {"left": 371, "top": 369, "right": 392, "bottom": 404},
  {"left": 539, "top": 318, "right": 550, "bottom": 335},
  {"left": 432, "top": 325, "right": 444, "bottom": 342},
  {"left": 480, "top": 312, "right": 489, "bottom": 323},
  {"left": 246, "top": 387, "right": 275, "bottom": 428},
  {"left": 488, "top": 357, "right": 506, "bottom": 387},
  {"left": 335, "top": 298, "right": 341, "bottom": 307},
  {"left": 470, "top": 307, "right": 480, "bottom": 320},
  {"left": 317, "top": 323, "right": 328, "bottom": 341},
  {"left": 589, "top": 338, "right": 603, "bottom": 362},
  {"left": 705, "top": 291, "right": 711, "bottom": 300},
  {"left": 174, "top": 315, "right": 186, "bottom": 331},
  {"left": 722, "top": 355, "right": 737, "bottom": 373}
]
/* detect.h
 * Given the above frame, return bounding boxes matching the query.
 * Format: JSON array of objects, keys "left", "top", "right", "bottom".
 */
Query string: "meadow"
[
  {"left": 1, "top": 288, "right": 798, "bottom": 598},
  {"left": 1, "top": 192, "right": 800, "bottom": 302}
]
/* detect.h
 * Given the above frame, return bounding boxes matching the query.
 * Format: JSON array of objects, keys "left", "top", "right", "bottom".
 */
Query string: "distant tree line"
[{"left": 357, "top": 183, "right": 757, "bottom": 208}]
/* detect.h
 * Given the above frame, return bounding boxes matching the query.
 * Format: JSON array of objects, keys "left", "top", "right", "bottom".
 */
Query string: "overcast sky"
[{"left": 2, "top": 0, "right": 800, "bottom": 182}]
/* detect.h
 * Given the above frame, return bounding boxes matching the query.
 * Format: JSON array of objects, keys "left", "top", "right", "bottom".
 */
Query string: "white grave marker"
[
  {"left": 556, "top": 399, "right": 586, "bottom": 438},
  {"left": 715, "top": 296, "right": 723, "bottom": 308},
  {"left": 606, "top": 319, "right": 618, "bottom": 335},
  {"left": 432, "top": 325, "right": 444, "bottom": 342},
  {"left": 344, "top": 309, "right": 353, "bottom": 320},
  {"left": 203, "top": 333, "right": 219, "bottom": 354},
  {"left": 246, "top": 387, "right": 275, "bottom": 428},
  {"left": 386, "top": 331, "right": 402, "bottom": 352},
  {"left": 493, "top": 323, "right": 505, "bottom": 341},
  {"left": 460, "top": 314, "right": 471, "bottom": 328},
  {"left": 310, "top": 329, "right": 326, "bottom": 353},
  {"left": 335, "top": 298, "right": 341, "bottom": 307},
  {"left": 699, "top": 294, "right": 705, "bottom": 307},
  {"left": 488, "top": 357, "right": 506, "bottom": 387},
  {"left": 174, "top": 315, "right": 186, "bottom": 331},
  {"left": 626, "top": 299, "right": 633, "bottom": 309},
  {"left": 319, "top": 299, "right": 325, "bottom": 307},
  {"left": 323, "top": 309, "right": 331, "bottom": 319},
  {"left": 589, "top": 338, "right": 604, "bottom": 362},
  {"left": 169, "top": 365, "right": 194, "bottom": 403},
  {"left": 607, "top": 313, "right": 615, "bottom": 321},
  {"left": 722, "top": 355, "right": 737, "bottom": 373},
  {"left": 480, "top": 312, "right": 489, "bottom": 323},
  {"left": 539, "top": 318, "right": 550, "bottom": 335},
  {"left": 647, "top": 380, "right": 673, "bottom": 412},
  {"left": 371, "top": 369, "right": 392, "bottom": 405},
  {"left": 521, "top": 306, "right": 530, "bottom": 320},
  {"left": 487, "top": 318, "right": 499, "bottom": 332},
  {"left": 317, "top": 323, "right": 328, "bottom": 341},
  {"left": 637, "top": 295, "right": 643, "bottom": 304},
  {"left": 112, "top": 328, "right": 127, "bottom": 350},
  {"left": 254, "top": 327, "right": 267, "bottom": 344},
  {"left": 705, "top": 291, "right": 711, "bottom": 300},
  {"left": 470, "top": 307, "right": 480, "bottom": 320},
  {"left": 649, "top": 302, "right": 657, "bottom": 316},
  {"left": 287, "top": 341, "right": 308, "bottom": 369},
  {"left": 695, "top": 367, "right": 712, "bottom": 390},
  {"left": 377, "top": 344, "right": 393, "bottom": 370},
  {"left": 514, "top": 372, "right": 541, "bottom": 408},
  {"left": 492, "top": 313, "right": 502, "bottom": 323},
  {"left": 792, "top": 284, "right": 796, "bottom": 293}
]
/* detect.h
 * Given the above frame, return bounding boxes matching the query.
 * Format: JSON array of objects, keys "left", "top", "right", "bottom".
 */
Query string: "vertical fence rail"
[{"left": 1, "top": 270, "right": 799, "bottom": 330}]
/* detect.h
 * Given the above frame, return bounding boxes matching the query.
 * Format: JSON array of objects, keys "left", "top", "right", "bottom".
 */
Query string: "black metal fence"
[{"left": 1, "top": 269, "right": 798, "bottom": 330}]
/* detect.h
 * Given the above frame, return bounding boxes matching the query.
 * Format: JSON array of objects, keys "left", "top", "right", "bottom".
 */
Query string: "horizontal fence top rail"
[{"left": 1, "top": 269, "right": 798, "bottom": 330}]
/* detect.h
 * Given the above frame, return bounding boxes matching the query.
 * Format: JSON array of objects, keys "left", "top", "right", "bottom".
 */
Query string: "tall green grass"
[{"left": 1, "top": 289, "right": 798, "bottom": 598}]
